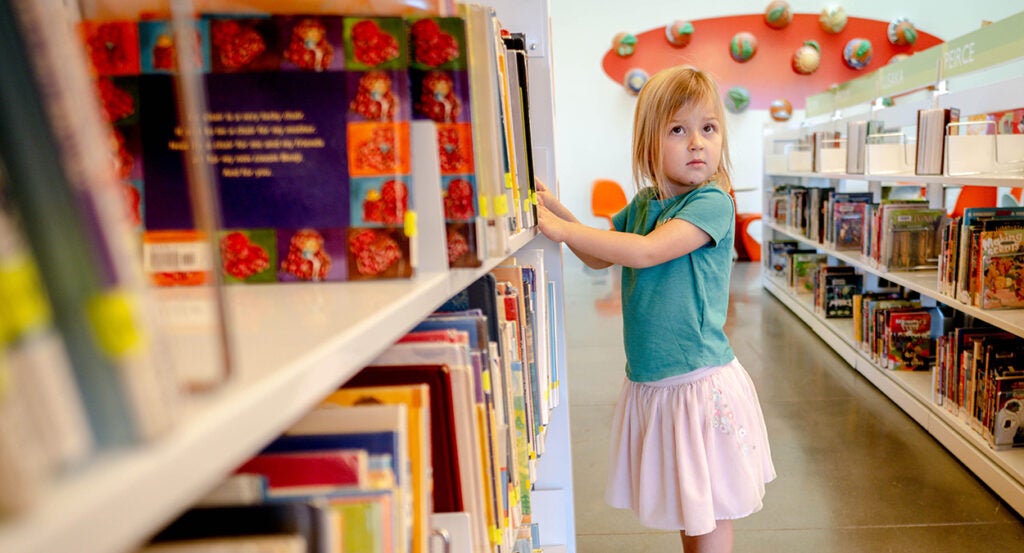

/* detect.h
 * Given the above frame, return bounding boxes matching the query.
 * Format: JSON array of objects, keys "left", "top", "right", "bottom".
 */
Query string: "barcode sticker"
[{"left": 143, "top": 242, "right": 211, "bottom": 273}]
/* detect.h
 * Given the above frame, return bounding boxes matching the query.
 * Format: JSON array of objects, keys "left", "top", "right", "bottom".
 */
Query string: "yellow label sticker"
[
  {"left": 504, "top": 173, "right": 514, "bottom": 190},
  {"left": 0, "top": 357, "right": 9, "bottom": 400},
  {"left": 530, "top": 191, "right": 538, "bottom": 205},
  {"left": 0, "top": 257, "right": 51, "bottom": 340},
  {"left": 479, "top": 194, "right": 490, "bottom": 218},
  {"left": 404, "top": 210, "right": 418, "bottom": 238},
  {"left": 482, "top": 371, "right": 492, "bottom": 393},
  {"left": 494, "top": 195, "right": 509, "bottom": 216},
  {"left": 87, "top": 290, "right": 145, "bottom": 357}
]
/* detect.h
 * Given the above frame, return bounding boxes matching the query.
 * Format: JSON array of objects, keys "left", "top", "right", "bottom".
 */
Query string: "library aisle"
[{"left": 561, "top": 254, "right": 1024, "bottom": 552}]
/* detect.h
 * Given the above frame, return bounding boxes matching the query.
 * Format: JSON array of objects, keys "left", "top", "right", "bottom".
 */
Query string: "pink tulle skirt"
[{"left": 604, "top": 358, "right": 776, "bottom": 536}]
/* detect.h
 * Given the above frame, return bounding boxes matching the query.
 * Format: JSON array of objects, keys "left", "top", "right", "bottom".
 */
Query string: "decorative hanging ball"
[
  {"left": 764, "top": 1, "right": 793, "bottom": 30},
  {"left": 623, "top": 68, "right": 649, "bottom": 96},
  {"left": 792, "top": 40, "right": 821, "bottom": 75},
  {"left": 880, "top": 96, "right": 894, "bottom": 107},
  {"left": 613, "top": 32, "right": 637, "bottom": 57},
  {"left": 887, "top": 17, "right": 918, "bottom": 46},
  {"left": 724, "top": 86, "right": 751, "bottom": 113},
  {"left": 843, "top": 38, "right": 873, "bottom": 70},
  {"left": 819, "top": 5, "right": 848, "bottom": 34},
  {"left": 730, "top": 31, "right": 758, "bottom": 63},
  {"left": 887, "top": 53, "right": 910, "bottom": 65},
  {"left": 769, "top": 98, "right": 793, "bottom": 122},
  {"left": 665, "top": 20, "right": 694, "bottom": 47}
]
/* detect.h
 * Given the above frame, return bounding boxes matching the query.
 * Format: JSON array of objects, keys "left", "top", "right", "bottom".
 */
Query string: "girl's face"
[{"left": 660, "top": 100, "right": 722, "bottom": 195}]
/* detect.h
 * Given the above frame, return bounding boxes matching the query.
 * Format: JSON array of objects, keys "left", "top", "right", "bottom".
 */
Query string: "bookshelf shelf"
[
  {"left": 764, "top": 221, "right": 1024, "bottom": 339},
  {"left": 0, "top": 0, "right": 573, "bottom": 552},
  {"left": 0, "top": 242, "right": 549, "bottom": 553},
  {"left": 765, "top": 171, "right": 1024, "bottom": 187},
  {"left": 762, "top": 20, "right": 1024, "bottom": 515},
  {"left": 762, "top": 277, "right": 1024, "bottom": 516}
]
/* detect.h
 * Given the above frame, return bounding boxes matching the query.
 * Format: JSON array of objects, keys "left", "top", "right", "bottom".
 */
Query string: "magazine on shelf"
[{"left": 885, "top": 309, "right": 933, "bottom": 371}]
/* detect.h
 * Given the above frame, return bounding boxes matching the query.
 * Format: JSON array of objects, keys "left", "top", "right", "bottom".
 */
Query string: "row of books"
[
  {"left": 938, "top": 206, "right": 1024, "bottom": 310},
  {"left": 934, "top": 326, "right": 1024, "bottom": 451},
  {"left": 769, "top": 105, "right": 1024, "bottom": 177},
  {"left": 75, "top": 3, "right": 540, "bottom": 284},
  {"left": 768, "top": 237, "right": 1023, "bottom": 449},
  {"left": 0, "top": 0, "right": 552, "bottom": 524},
  {"left": 768, "top": 186, "right": 1024, "bottom": 312},
  {"left": 768, "top": 185, "right": 946, "bottom": 272},
  {"left": 133, "top": 253, "right": 558, "bottom": 553}
]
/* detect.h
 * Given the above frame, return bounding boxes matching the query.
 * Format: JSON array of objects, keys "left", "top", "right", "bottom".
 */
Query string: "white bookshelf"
[
  {"left": 0, "top": 1, "right": 575, "bottom": 552},
  {"left": 761, "top": 12, "right": 1024, "bottom": 519}
]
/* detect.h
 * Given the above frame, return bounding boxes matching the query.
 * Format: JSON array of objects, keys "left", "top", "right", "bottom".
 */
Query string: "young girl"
[{"left": 536, "top": 65, "right": 775, "bottom": 552}]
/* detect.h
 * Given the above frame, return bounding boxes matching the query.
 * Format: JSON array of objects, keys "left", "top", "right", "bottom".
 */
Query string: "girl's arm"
[
  {"left": 535, "top": 180, "right": 615, "bottom": 269},
  {"left": 537, "top": 205, "right": 711, "bottom": 269}
]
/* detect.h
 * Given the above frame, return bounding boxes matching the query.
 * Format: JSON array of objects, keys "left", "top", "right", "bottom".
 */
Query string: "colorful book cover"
[
  {"left": 823, "top": 272, "right": 862, "bottom": 319},
  {"left": 327, "top": 384, "right": 431, "bottom": 553},
  {"left": 978, "top": 227, "right": 1024, "bottom": 309},
  {"left": 407, "top": 16, "right": 484, "bottom": 268},
  {"left": 833, "top": 201, "right": 867, "bottom": 251},
  {"left": 80, "top": 14, "right": 416, "bottom": 284},
  {"left": 234, "top": 449, "right": 369, "bottom": 492},
  {"left": 886, "top": 310, "right": 933, "bottom": 371}
]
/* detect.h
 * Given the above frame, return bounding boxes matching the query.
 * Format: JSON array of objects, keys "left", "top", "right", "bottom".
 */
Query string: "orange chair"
[
  {"left": 730, "top": 188, "right": 762, "bottom": 262},
  {"left": 591, "top": 178, "right": 628, "bottom": 228}
]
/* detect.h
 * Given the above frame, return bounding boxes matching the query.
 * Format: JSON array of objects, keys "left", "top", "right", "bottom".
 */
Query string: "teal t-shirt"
[{"left": 611, "top": 185, "right": 736, "bottom": 382}]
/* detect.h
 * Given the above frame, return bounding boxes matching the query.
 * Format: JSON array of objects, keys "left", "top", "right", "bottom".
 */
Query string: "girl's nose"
[{"left": 689, "top": 135, "right": 704, "bottom": 150}]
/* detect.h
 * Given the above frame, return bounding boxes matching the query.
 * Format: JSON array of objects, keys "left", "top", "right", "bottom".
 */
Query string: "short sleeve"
[{"left": 668, "top": 187, "right": 734, "bottom": 245}]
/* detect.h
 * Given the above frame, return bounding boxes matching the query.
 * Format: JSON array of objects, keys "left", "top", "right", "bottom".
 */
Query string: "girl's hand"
[
  {"left": 534, "top": 178, "right": 572, "bottom": 221},
  {"left": 536, "top": 202, "right": 569, "bottom": 243}
]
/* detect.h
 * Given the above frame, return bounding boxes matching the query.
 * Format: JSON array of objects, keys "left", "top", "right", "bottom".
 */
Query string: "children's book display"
[{"left": 143, "top": 251, "right": 555, "bottom": 552}]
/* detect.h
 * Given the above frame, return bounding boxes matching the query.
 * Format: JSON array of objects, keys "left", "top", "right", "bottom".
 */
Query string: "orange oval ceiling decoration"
[{"left": 601, "top": 13, "right": 943, "bottom": 109}]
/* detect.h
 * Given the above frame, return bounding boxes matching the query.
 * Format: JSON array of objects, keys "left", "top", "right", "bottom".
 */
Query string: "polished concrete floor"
[{"left": 561, "top": 254, "right": 1024, "bottom": 552}]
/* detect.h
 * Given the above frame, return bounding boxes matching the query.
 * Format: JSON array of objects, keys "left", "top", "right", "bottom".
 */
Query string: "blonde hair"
[{"left": 630, "top": 65, "right": 733, "bottom": 199}]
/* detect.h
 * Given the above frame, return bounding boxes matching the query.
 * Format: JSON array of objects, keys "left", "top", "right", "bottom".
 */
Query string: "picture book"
[
  {"left": 886, "top": 310, "right": 933, "bottom": 371},
  {"left": 79, "top": 14, "right": 417, "bottom": 284},
  {"left": 954, "top": 207, "right": 1024, "bottom": 304},
  {"left": 459, "top": 3, "right": 511, "bottom": 256},
  {"left": 267, "top": 402, "right": 409, "bottom": 553},
  {"left": 823, "top": 272, "right": 863, "bottom": 319},
  {"left": 991, "top": 375, "right": 1024, "bottom": 450},
  {"left": 788, "top": 251, "right": 827, "bottom": 293},
  {"left": 833, "top": 201, "right": 868, "bottom": 251},
  {"left": 369, "top": 340, "right": 490, "bottom": 553},
  {"left": 977, "top": 227, "right": 1024, "bottom": 309},
  {"left": 407, "top": 16, "right": 485, "bottom": 268},
  {"left": 767, "top": 240, "right": 799, "bottom": 277},
  {"left": 879, "top": 208, "right": 945, "bottom": 271},
  {"left": 324, "top": 384, "right": 431, "bottom": 553},
  {"left": 234, "top": 449, "right": 369, "bottom": 493},
  {"left": 916, "top": 107, "right": 959, "bottom": 175},
  {"left": 346, "top": 363, "right": 462, "bottom": 513}
]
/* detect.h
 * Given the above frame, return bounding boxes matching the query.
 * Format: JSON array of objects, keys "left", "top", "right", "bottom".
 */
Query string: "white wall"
[{"left": 547, "top": 1, "right": 1023, "bottom": 226}]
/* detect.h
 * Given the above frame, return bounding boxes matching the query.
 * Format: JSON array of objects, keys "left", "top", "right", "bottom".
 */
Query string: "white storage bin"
[
  {"left": 765, "top": 154, "right": 788, "bottom": 174},
  {"left": 944, "top": 132, "right": 1024, "bottom": 176},
  {"left": 865, "top": 132, "right": 916, "bottom": 175},
  {"left": 787, "top": 148, "right": 813, "bottom": 172}
]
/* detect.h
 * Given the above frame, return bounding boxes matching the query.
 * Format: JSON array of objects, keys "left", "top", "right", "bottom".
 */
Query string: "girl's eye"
[
  {"left": 703, "top": 124, "right": 717, "bottom": 133},
  {"left": 670, "top": 125, "right": 684, "bottom": 135}
]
